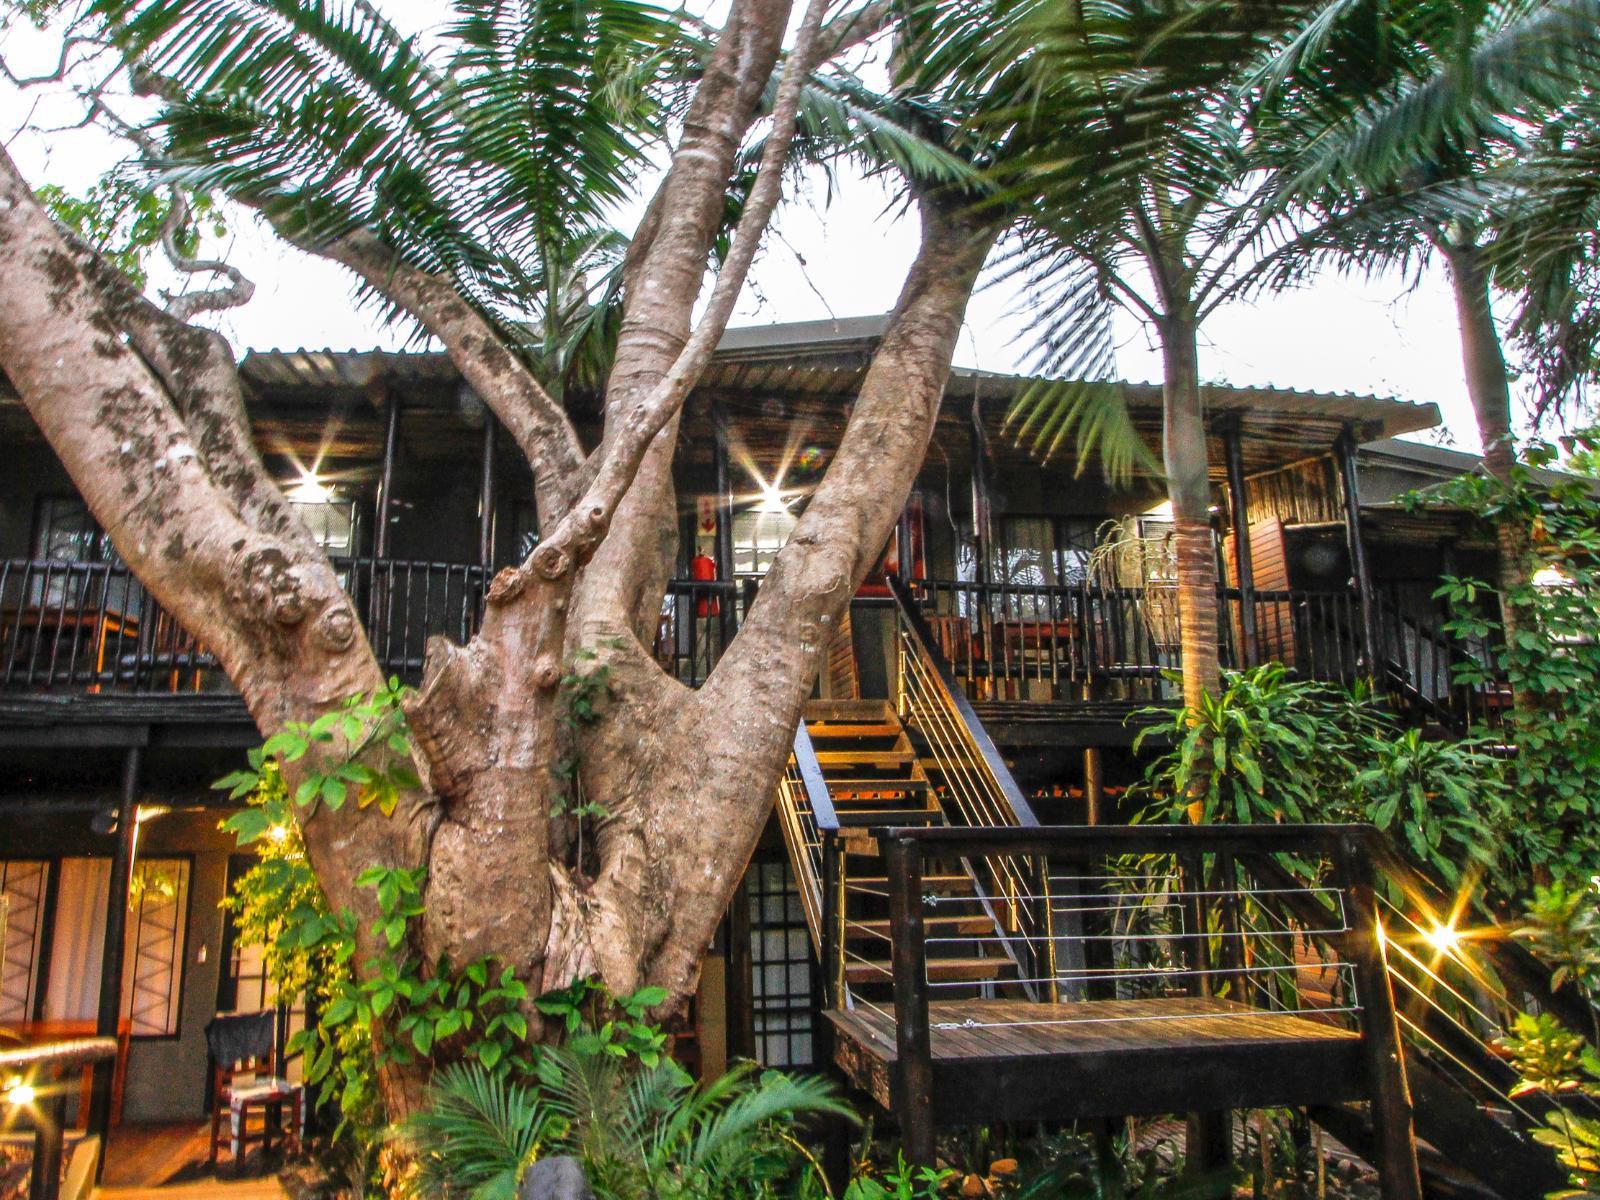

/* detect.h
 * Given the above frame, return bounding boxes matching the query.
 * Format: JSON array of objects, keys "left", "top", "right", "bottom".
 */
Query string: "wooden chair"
[{"left": 205, "top": 1012, "right": 301, "bottom": 1176}]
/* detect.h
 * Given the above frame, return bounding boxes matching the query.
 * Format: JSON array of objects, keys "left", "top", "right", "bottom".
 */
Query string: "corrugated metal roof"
[{"left": 239, "top": 319, "right": 1441, "bottom": 444}]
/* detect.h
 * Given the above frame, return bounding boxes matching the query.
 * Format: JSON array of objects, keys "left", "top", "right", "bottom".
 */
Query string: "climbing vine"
[{"left": 215, "top": 669, "right": 662, "bottom": 1151}]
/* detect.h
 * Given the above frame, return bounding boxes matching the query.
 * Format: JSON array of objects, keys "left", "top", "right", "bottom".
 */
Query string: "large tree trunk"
[
  {"left": 1442, "top": 238, "right": 1536, "bottom": 718},
  {"left": 1160, "top": 311, "right": 1221, "bottom": 712},
  {"left": 0, "top": 119, "right": 999, "bottom": 1060}
]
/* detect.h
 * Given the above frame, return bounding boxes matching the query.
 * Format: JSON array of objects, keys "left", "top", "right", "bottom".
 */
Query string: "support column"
[
  {"left": 712, "top": 407, "right": 736, "bottom": 582},
  {"left": 374, "top": 389, "right": 400, "bottom": 559},
  {"left": 88, "top": 745, "right": 141, "bottom": 1154},
  {"left": 1221, "top": 419, "right": 1258, "bottom": 667},
  {"left": 969, "top": 398, "right": 993, "bottom": 584},
  {"left": 1335, "top": 427, "right": 1381, "bottom": 677},
  {"left": 725, "top": 870, "right": 754, "bottom": 1061},
  {"left": 479, "top": 415, "right": 497, "bottom": 570}
]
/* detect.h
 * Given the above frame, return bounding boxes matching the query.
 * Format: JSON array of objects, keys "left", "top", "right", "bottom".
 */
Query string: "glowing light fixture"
[
  {"left": 286, "top": 467, "right": 334, "bottom": 505},
  {"left": 754, "top": 480, "right": 793, "bottom": 515},
  {"left": 268, "top": 823, "right": 291, "bottom": 845},
  {"left": 1424, "top": 920, "right": 1463, "bottom": 957},
  {"left": 2, "top": 1077, "right": 36, "bottom": 1109}
]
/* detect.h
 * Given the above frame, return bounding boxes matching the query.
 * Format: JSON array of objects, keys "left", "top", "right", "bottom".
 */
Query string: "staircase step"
[
  {"left": 806, "top": 722, "right": 903, "bottom": 741},
  {"left": 845, "top": 957, "right": 1014, "bottom": 984},
  {"left": 805, "top": 699, "right": 898, "bottom": 723},
  {"left": 815, "top": 750, "right": 913, "bottom": 768},
  {"left": 834, "top": 808, "right": 941, "bottom": 828},
  {"left": 848, "top": 873, "right": 976, "bottom": 893},
  {"left": 828, "top": 778, "right": 930, "bottom": 797},
  {"left": 846, "top": 915, "right": 994, "bottom": 940}
]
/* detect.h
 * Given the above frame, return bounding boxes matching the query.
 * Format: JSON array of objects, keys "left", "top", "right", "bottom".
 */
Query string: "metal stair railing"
[{"left": 887, "top": 576, "right": 1055, "bottom": 997}]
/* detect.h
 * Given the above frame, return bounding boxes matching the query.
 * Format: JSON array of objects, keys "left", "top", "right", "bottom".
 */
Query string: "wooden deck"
[
  {"left": 94, "top": 1122, "right": 288, "bottom": 1198},
  {"left": 828, "top": 996, "right": 1369, "bottom": 1124}
]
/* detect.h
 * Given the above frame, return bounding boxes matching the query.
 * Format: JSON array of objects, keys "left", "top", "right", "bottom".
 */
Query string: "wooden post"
[
  {"left": 1222, "top": 419, "right": 1259, "bottom": 667},
  {"left": 725, "top": 868, "right": 754, "bottom": 1062},
  {"left": 88, "top": 745, "right": 140, "bottom": 1154},
  {"left": 1179, "top": 850, "right": 1231, "bottom": 1193},
  {"left": 479, "top": 414, "right": 497, "bottom": 570},
  {"left": 374, "top": 388, "right": 400, "bottom": 558},
  {"left": 821, "top": 836, "right": 847, "bottom": 1009},
  {"left": 969, "top": 399, "right": 993, "bottom": 585},
  {"left": 1337, "top": 831, "right": 1424, "bottom": 1200},
  {"left": 713, "top": 408, "right": 737, "bottom": 646},
  {"left": 1335, "top": 428, "right": 1381, "bottom": 679},
  {"left": 1080, "top": 682, "right": 1106, "bottom": 826},
  {"left": 885, "top": 836, "right": 935, "bottom": 1168},
  {"left": 28, "top": 1076, "right": 68, "bottom": 1200}
]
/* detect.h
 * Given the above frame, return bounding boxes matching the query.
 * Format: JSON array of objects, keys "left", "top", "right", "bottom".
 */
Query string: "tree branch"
[
  {"left": 521, "top": 0, "right": 827, "bottom": 590},
  {"left": 319, "top": 229, "right": 588, "bottom": 520}
]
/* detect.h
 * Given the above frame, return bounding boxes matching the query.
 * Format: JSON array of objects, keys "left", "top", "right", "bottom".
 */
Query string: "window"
[
  {"left": 30, "top": 497, "right": 113, "bottom": 564},
  {"left": 125, "top": 860, "right": 191, "bottom": 1036},
  {"left": 732, "top": 509, "right": 797, "bottom": 578},
  {"left": 1, "top": 861, "right": 50, "bottom": 1023},
  {"left": 27, "top": 857, "right": 191, "bottom": 1037},
  {"left": 290, "top": 500, "right": 356, "bottom": 555},
  {"left": 745, "top": 859, "right": 814, "bottom": 1069},
  {"left": 991, "top": 517, "right": 1100, "bottom": 588}
]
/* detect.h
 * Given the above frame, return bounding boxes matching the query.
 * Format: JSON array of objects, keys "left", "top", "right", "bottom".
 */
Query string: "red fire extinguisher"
[{"left": 690, "top": 550, "right": 721, "bottom": 617}]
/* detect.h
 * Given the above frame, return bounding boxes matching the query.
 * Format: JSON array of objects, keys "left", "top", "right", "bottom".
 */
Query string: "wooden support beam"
[
  {"left": 1335, "top": 428, "right": 1381, "bottom": 677},
  {"left": 374, "top": 387, "right": 400, "bottom": 558},
  {"left": 1337, "top": 831, "right": 1424, "bottom": 1200},
  {"left": 886, "top": 837, "right": 935, "bottom": 1168},
  {"left": 479, "top": 414, "right": 497, "bottom": 570},
  {"left": 969, "top": 400, "right": 993, "bottom": 585},
  {"left": 88, "top": 745, "right": 141, "bottom": 1159},
  {"left": 1222, "top": 419, "right": 1259, "bottom": 667}
]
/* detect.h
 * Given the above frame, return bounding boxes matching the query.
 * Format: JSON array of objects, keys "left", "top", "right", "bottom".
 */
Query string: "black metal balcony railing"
[
  {"left": 0, "top": 557, "right": 488, "bottom": 695},
  {"left": 0, "top": 559, "right": 759, "bottom": 698},
  {"left": 0, "top": 558, "right": 1508, "bottom": 730},
  {"left": 909, "top": 578, "right": 1505, "bottom": 724}
]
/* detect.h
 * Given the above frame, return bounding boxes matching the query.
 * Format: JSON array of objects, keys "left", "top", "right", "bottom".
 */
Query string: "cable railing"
[
  {"left": 855, "top": 823, "right": 1421, "bottom": 1188},
  {"left": 889, "top": 577, "right": 1044, "bottom": 995}
]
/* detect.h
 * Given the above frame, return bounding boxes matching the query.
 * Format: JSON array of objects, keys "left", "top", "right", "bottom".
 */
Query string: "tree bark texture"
[
  {"left": 1160, "top": 313, "right": 1221, "bottom": 713},
  {"left": 0, "top": 0, "right": 998, "bottom": 1064},
  {"left": 1442, "top": 239, "right": 1536, "bottom": 717}
]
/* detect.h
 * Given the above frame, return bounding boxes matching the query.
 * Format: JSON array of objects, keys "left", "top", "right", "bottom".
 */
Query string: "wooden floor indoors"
[{"left": 94, "top": 1122, "right": 287, "bottom": 1198}]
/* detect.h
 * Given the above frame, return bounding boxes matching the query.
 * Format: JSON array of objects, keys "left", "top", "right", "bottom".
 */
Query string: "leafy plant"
[
  {"left": 410, "top": 1063, "right": 571, "bottom": 1200},
  {"left": 1134, "top": 665, "right": 1374, "bottom": 827},
  {"left": 409, "top": 1041, "right": 855, "bottom": 1200},
  {"left": 1516, "top": 884, "right": 1600, "bottom": 1001},
  {"left": 1417, "top": 442, "right": 1600, "bottom": 888}
]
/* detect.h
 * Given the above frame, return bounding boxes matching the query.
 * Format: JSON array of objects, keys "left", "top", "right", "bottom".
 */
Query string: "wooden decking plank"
[{"left": 829, "top": 995, "right": 1368, "bottom": 1125}]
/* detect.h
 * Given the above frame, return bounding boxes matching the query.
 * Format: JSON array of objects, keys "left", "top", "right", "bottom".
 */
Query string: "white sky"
[{"left": 0, "top": 8, "right": 1543, "bottom": 456}]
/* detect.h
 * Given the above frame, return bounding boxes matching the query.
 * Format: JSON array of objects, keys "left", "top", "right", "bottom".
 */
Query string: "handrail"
[
  {"left": 793, "top": 722, "right": 838, "bottom": 831},
  {"left": 866, "top": 820, "right": 1373, "bottom": 856},
  {"left": 1, "top": 1037, "right": 117, "bottom": 1200},
  {"left": 888, "top": 575, "right": 1038, "bottom": 826},
  {"left": 875, "top": 823, "right": 1421, "bottom": 1191}
]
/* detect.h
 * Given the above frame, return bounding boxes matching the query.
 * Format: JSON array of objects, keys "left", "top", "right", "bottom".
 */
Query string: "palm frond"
[
  {"left": 1003, "top": 379, "right": 1163, "bottom": 485},
  {"left": 409, "top": 1063, "right": 558, "bottom": 1200}
]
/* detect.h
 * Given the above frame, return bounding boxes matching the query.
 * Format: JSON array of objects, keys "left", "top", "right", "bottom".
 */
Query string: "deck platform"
[{"left": 828, "top": 996, "right": 1368, "bottom": 1124}]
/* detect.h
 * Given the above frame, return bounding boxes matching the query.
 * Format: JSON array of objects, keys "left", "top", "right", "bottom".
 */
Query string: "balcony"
[{"left": 0, "top": 559, "right": 758, "bottom": 701}]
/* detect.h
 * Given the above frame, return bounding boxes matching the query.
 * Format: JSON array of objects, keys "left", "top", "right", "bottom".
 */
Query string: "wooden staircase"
[{"left": 796, "top": 700, "right": 1018, "bottom": 995}]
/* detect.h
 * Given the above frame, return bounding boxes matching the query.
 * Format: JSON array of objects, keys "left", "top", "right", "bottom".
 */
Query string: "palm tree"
[
  {"left": 1244, "top": 0, "right": 1600, "bottom": 706},
  {"left": 910, "top": 0, "right": 1361, "bottom": 714}
]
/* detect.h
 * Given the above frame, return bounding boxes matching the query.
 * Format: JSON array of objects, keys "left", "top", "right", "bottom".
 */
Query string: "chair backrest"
[{"left": 205, "top": 1011, "right": 276, "bottom": 1072}]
